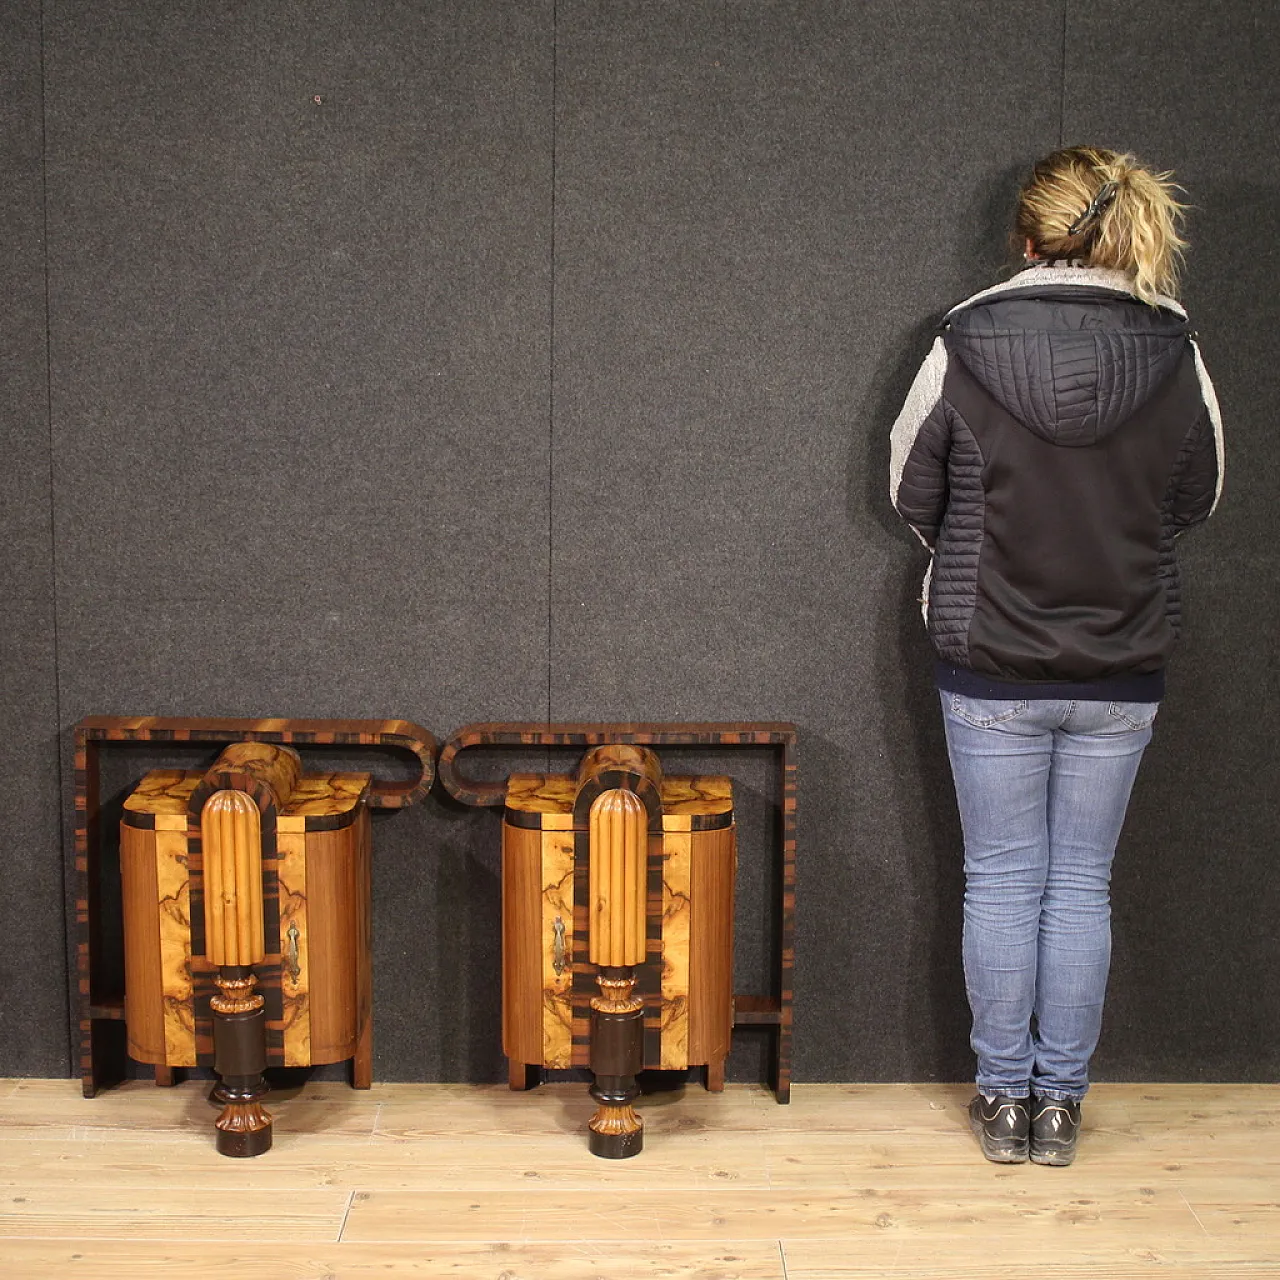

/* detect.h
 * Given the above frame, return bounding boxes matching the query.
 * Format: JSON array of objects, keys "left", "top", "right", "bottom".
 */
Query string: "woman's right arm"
[{"left": 889, "top": 336, "right": 952, "bottom": 548}]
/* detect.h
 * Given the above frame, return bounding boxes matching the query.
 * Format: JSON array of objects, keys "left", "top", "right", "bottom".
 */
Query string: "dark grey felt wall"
[
  {"left": 40, "top": 0, "right": 553, "bottom": 1083},
  {"left": 4, "top": 0, "right": 1276, "bottom": 1082},
  {"left": 550, "top": 0, "right": 1065, "bottom": 1084},
  {"left": 0, "top": 0, "right": 66, "bottom": 1076},
  {"left": 1064, "top": 1, "right": 1280, "bottom": 1082}
]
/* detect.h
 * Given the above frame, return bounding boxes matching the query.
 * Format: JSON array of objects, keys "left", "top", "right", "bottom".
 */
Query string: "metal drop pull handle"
[
  {"left": 552, "top": 916, "right": 567, "bottom": 975},
  {"left": 284, "top": 921, "right": 301, "bottom": 983}
]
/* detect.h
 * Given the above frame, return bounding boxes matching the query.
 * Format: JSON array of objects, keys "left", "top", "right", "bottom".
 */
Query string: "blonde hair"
[{"left": 1015, "top": 146, "right": 1188, "bottom": 305}]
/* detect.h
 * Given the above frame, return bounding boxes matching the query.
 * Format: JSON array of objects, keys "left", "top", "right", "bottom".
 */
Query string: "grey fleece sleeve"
[
  {"left": 1183, "top": 339, "right": 1224, "bottom": 522},
  {"left": 889, "top": 336, "right": 951, "bottom": 548}
]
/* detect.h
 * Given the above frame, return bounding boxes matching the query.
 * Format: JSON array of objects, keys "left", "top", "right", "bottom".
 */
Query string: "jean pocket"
[
  {"left": 1108, "top": 701, "right": 1160, "bottom": 731},
  {"left": 948, "top": 693, "right": 1028, "bottom": 728}
]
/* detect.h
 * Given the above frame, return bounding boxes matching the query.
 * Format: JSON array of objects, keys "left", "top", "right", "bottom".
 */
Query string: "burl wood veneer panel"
[{"left": 540, "top": 830, "right": 576, "bottom": 1069}]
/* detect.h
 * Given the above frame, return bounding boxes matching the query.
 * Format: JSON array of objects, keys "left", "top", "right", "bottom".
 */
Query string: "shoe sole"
[
  {"left": 1030, "top": 1143, "right": 1076, "bottom": 1167},
  {"left": 969, "top": 1113, "right": 1028, "bottom": 1164}
]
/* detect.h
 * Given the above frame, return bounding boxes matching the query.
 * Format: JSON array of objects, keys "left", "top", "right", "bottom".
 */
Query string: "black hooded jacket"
[{"left": 889, "top": 264, "right": 1223, "bottom": 700}]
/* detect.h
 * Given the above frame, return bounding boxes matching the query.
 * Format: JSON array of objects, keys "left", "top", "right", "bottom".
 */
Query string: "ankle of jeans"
[
  {"left": 1033, "top": 1088, "right": 1084, "bottom": 1103},
  {"left": 977, "top": 1083, "right": 1030, "bottom": 1100}
]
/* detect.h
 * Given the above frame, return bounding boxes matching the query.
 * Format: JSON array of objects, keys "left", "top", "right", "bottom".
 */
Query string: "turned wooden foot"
[
  {"left": 588, "top": 1090, "right": 644, "bottom": 1159},
  {"left": 211, "top": 970, "right": 272, "bottom": 1158},
  {"left": 215, "top": 1099, "right": 273, "bottom": 1158},
  {"left": 588, "top": 971, "right": 644, "bottom": 1159}
]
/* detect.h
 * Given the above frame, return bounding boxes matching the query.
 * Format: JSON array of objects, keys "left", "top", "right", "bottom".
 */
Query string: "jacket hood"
[{"left": 943, "top": 265, "right": 1190, "bottom": 447}]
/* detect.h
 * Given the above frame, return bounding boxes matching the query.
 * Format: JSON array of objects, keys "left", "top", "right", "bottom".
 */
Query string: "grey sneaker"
[
  {"left": 968, "top": 1094, "right": 1030, "bottom": 1163},
  {"left": 1030, "top": 1096, "right": 1081, "bottom": 1166}
]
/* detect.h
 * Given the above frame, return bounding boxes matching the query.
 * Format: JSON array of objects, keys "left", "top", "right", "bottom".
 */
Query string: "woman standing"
[{"left": 889, "top": 147, "right": 1223, "bottom": 1165}]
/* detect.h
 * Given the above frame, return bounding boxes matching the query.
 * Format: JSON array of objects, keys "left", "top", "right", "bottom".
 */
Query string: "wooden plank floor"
[{"left": 0, "top": 1079, "right": 1277, "bottom": 1278}]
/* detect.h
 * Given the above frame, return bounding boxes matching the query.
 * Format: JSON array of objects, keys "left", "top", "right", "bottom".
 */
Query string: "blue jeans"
[{"left": 940, "top": 692, "right": 1157, "bottom": 1101}]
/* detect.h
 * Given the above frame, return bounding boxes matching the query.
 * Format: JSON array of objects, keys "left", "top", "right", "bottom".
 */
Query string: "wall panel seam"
[
  {"left": 546, "top": 0, "right": 558, "bottom": 731},
  {"left": 38, "top": 0, "right": 73, "bottom": 1076},
  {"left": 1059, "top": 1, "right": 1068, "bottom": 147}
]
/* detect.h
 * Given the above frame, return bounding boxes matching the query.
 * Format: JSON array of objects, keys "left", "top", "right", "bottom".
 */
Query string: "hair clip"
[{"left": 1067, "top": 180, "right": 1119, "bottom": 237}]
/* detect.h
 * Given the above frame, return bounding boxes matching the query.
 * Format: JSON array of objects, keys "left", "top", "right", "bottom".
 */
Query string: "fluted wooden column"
[
  {"left": 192, "top": 741, "right": 301, "bottom": 1157},
  {"left": 586, "top": 786, "right": 648, "bottom": 1158},
  {"left": 202, "top": 787, "right": 272, "bottom": 1157}
]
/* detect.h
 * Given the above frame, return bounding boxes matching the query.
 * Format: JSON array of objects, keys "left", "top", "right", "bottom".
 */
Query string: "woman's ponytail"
[{"left": 1015, "top": 146, "right": 1189, "bottom": 305}]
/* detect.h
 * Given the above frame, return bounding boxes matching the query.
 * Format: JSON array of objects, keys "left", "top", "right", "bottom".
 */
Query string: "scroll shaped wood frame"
[
  {"left": 72, "top": 715, "right": 437, "bottom": 1098},
  {"left": 438, "top": 722, "right": 797, "bottom": 1102}
]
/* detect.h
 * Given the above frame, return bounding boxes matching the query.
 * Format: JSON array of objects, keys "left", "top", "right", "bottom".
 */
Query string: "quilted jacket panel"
[{"left": 888, "top": 266, "right": 1222, "bottom": 685}]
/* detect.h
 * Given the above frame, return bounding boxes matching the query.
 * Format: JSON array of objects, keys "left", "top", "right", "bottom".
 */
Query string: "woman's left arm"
[{"left": 1175, "top": 339, "right": 1225, "bottom": 527}]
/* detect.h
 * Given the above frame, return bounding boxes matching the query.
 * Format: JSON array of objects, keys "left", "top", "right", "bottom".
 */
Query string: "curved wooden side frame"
[
  {"left": 440, "top": 721, "right": 797, "bottom": 1103},
  {"left": 73, "top": 715, "right": 438, "bottom": 1098},
  {"left": 79, "top": 715, "right": 435, "bottom": 809}
]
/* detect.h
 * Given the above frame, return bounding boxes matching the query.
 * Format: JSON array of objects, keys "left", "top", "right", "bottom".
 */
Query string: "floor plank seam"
[
  {"left": 336, "top": 1188, "right": 356, "bottom": 1242},
  {"left": 312, "top": 1236, "right": 808, "bottom": 1245},
  {"left": 1176, "top": 1187, "right": 1213, "bottom": 1238},
  {"left": 0, "top": 1234, "right": 343, "bottom": 1243}
]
